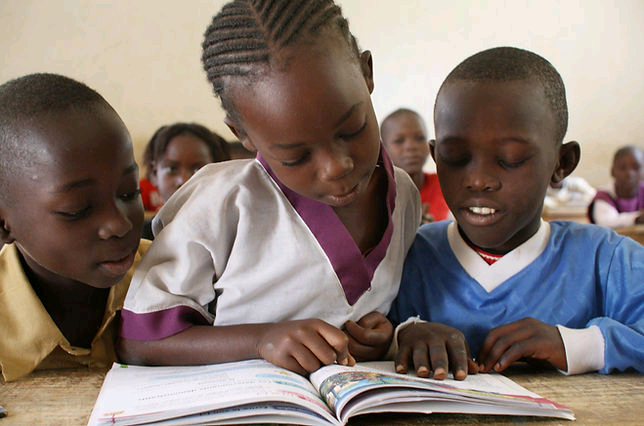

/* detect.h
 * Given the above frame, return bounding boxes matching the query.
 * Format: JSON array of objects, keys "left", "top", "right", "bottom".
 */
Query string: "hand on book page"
[
  {"left": 395, "top": 321, "right": 478, "bottom": 380},
  {"left": 257, "top": 319, "right": 355, "bottom": 375},
  {"left": 477, "top": 317, "right": 567, "bottom": 373},
  {"left": 343, "top": 311, "right": 393, "bottom": 361}
]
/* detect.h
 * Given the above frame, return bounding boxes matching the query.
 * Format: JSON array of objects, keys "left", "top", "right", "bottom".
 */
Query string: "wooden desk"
[
  {"left": 542, "top": 206, "right": 590, "bottom": 224},
  {"left": 614, "top": 224, "right": 644, "bottom": 245},
  {"left": 1, "top": 365, "right": 642, "bottom": 425}
]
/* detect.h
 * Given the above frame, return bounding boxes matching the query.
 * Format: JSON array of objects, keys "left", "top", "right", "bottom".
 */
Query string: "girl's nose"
[
  {"left": 320, "top": 148, "right": 354, "bottom": 181},
  {"left": 176, "top": 169, "right": 193, "bottom": 187}
]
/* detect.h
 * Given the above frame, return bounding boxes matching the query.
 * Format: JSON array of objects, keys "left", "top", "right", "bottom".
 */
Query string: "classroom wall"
[{"left": 1, "top": 0, "right": 643, "bottom": 186}]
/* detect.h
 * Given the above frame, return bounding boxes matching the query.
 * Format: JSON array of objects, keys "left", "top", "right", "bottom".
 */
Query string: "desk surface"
[
  {"left": 614, "top": 224, "right": 644, "bottom": 245},
  {"left": 1, "top": 365, "right": 642, "bottom": 425}
]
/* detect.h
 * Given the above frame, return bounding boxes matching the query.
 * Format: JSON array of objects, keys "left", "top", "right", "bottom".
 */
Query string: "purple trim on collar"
[
  {"left": 119, "top": 306, "right": 209, "bottom": 341},
  {"left": 589, "top": 183, "right": 644, "bottom": 221},
  {"left": 257, "top": 145, "right": 396, "bottom": 305}
]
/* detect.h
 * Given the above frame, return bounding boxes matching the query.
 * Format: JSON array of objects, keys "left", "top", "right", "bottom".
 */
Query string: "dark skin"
[
  {"left": 395, "top": 79, "right": 580, "bottom": 379},
  {"left": 150, "top": 133, "right": 215, "bottom": 203},
  {"left": 0, "top": 105, "right": 143, "bottom": 348},
  {"left": 118, "top": 30, "right": 393, "bottom": 375},
  {"left": 612, "top": 148, "right": 643, "bottom": 199},
  {"left": 381, "top": 113, "right": 435, "bottom": 223},
  {"left": 381, "top": 112, "right": 430, "bottom": 192},
  {"left": 22, "top": 258, "right": 109, "bottom": 347}
]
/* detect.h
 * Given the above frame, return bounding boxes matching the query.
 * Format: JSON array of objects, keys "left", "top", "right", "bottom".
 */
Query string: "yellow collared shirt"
[{"left": 0, "top": 240, "right": 151, "bottom": 382}]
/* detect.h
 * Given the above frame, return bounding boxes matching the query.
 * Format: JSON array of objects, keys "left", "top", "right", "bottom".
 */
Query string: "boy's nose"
[
  {"left": 98, "top": 203, "right": 133, "bottom": 239},
  {"left": 466, "top": 170, "right": 500, "bottom": 192},
  {"left": 403, "top": 139, "right": 420, "bottom": 152}
]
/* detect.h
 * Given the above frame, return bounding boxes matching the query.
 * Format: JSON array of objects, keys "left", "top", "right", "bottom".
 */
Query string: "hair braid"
[{"left": 201, "top": 0, "right": 356, "bottom": 125}]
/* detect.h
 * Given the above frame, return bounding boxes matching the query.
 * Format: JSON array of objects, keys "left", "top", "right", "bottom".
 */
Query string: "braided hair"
[
  {"left": 201, "top": 0, "right": 359, "bottom": 129},
  {"left": 438, "top": 47, "right": 568, "bottom": 144}
]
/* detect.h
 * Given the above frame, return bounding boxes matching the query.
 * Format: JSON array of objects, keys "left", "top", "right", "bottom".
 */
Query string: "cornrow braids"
[
  {"left": 201, "top": 0, "right": 359, "bottom": 126},
  {"left": 438, "top": 47, "right": 568, "bottom": 144}
]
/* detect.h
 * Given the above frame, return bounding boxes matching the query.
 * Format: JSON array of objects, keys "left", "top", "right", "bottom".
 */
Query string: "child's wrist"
[{"left": 385, "top": 316, "right": 427, "bottom": 359}]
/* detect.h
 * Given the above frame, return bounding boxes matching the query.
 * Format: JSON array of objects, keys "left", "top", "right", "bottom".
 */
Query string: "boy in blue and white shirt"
[{"left": 390, "top": 47, "right": 644, "bottom": 379}]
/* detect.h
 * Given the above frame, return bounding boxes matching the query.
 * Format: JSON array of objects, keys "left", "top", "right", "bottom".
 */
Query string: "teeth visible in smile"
[{"left": 469, "top": 206, "right": 496, "bottom": 215}]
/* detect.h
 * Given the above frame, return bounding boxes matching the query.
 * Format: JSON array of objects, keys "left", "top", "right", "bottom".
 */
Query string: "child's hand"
[
  {"left": 257, "top": 319, "right": 355, "bottom": 375},
  {"left": 395, "top": 322, "right": 477, "bottom": 380},
  {"left": 343, "top": 311, "right": 393, "bottom": 361},
  {"left": 477, "top": 318, "right": 567, "bottom": 373}
]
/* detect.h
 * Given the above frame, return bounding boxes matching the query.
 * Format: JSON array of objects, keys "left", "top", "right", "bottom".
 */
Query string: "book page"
[
  {"left": 309, "top": 361, "right": 574, "bottom": 422},
  {"left": 88, "top": 359, "right": 337, "bottom": 426}
]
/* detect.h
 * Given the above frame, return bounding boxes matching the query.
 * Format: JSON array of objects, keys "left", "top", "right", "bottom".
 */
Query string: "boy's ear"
[
  {"left": 359, "top": 50, "right": 374, "bottom": 94},
  {"left": 429, "top": 139, "right": 437, "bottom": 162},
  {"left": 224, "top": 116, "right": 256, "bottom": 153},
  {"left": 551, "top": 141, "right": 581, "bottom": 184},
  {"left": 0, "top": 216, "right": 14, "bottom": 244}
]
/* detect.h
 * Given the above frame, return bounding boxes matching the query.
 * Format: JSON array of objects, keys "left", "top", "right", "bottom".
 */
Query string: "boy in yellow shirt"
[{"left": 0, "top": 73, "right": 148, "bottom": 381}]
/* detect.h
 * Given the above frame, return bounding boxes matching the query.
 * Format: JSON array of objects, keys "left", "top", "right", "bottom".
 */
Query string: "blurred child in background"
[
  {"left": 588, "top": 145, "right": 644, "bottom": 227},
  {"left": 381, "top": 108, "right": 449, "bottom": 223},
  {"left": 543, "top": 175, "right": 596, "bottom": 211},
  {"left": 140, "top": 122, "right": 230, "bottom": 239}
]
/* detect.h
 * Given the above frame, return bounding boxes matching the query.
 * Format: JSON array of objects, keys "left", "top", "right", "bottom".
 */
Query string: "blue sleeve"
[
  {"left": 388, "top": 234, "right": 431, "bottom": 326},
  {"left": 591, "top": 236, "right": 644, "bottom": 373}
]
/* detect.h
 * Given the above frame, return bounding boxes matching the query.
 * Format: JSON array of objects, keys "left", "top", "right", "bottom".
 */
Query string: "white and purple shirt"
[{"left": 120, "top": 147, "right": 421, "bottom": 340}]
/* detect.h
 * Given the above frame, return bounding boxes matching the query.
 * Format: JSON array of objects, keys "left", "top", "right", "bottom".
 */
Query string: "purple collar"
[{"left": 257, "top": 145, "right": 396, "bottom": 305}]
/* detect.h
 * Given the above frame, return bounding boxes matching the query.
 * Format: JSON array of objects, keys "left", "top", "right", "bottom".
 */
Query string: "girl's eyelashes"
[
  {"left": 160, "top": 165, "right": 178, "bottom": 174},
  {"left": 280, "top": 152, "right": 311, "bottom": 167},
  {"left": 277, "top": 118, "right": 367, "bottom": 167},
  {"left": 339, "top": 121, "right": 367, "bottom": 140}
]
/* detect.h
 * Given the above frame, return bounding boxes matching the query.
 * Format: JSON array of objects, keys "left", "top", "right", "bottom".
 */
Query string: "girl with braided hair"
[{"left": 118, "top": 0, "right": 421, "bottom": 375}]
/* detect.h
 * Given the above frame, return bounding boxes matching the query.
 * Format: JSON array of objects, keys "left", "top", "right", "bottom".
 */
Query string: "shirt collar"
[
  {"left": 0, "top": 240, "right": 149, "bottom": 382},
  {"left": 256, "top": 144, "right": 396, "bottom": 305},
  {"left": 447, "top": 219, "right": 550, "bottom": 293}
]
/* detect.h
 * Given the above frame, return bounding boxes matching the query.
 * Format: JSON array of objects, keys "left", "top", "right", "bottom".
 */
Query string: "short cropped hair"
[
  {"left": 142, "top": 123, "right": 231, "bottom": 179},
  {"left": 0, "top": 73, "right": 112, "bottom": 202},
  {"left": 380, "top": 108, "right": 425, "bottom": 138},
  {"left": 438, "top": 47, "right": 568, "bottom": 144},
  {"left": 613, "top": 145, "right": 644, "bottom": 165}
]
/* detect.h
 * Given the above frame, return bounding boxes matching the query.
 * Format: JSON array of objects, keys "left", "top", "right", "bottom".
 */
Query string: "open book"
[{"left": 88, "top": 359, "right": 574, "bottom": 425}]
